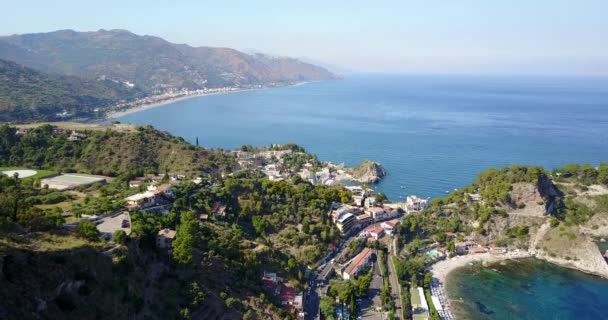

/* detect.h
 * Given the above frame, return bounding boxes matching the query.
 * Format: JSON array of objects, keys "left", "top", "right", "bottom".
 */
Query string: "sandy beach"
[
  {"left": 105, "top": 81, "right": 313, "bottom": 120},
  {"left": 104, "top": 88, "right": 253, "bottom": 119},
  {"left": 429, "top": 251, "right": 533, "bottom": 283}
]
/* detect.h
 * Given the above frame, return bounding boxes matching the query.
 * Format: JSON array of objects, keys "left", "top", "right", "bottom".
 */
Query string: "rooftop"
[
  {"left": 157, "top": 228, "right": 176, "bottom": 239},
  {"left": 383, "top": 219, "right": 400, "bottom": 228},
  {"left": 125, "top": 190, "right": 158, "bottom": 201},
  {"left": 344, "top": 247, "right": 372, "bottom": 276},
  {"left": 337, "top": 213, "right": 354, "bottom": 223}
]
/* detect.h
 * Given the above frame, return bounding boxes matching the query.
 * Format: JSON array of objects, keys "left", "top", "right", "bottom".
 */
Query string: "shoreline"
[
  {"left": 428, "top": 251, "right": 532, "bottom": 320},
  {"left": 429, "top": 250, "right": 608, "bottom": 319},
  {"left": 105, "top": 88, "right": 255, "bottom": 119},
  {"left": 104, "top": 81, "right": 314, "bottom": 120}
]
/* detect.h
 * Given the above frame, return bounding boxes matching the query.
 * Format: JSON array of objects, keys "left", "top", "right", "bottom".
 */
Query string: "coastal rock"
[
  {"left": 347, "top": 160, "right": 386, "bottom": 184},
  {"left": 535, "top": 225, "right": 608, "bottom": 279}
]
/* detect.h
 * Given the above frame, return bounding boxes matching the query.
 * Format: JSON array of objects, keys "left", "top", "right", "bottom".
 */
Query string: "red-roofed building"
[
  {"left": 343, "top": 247, "right": 373, "bottom": 280},
  {"left": 364, "top": 225, "right": 385, "bottom": 240},
  {"left": 381, "top": 219, "right": 400, "bottom": 235}
]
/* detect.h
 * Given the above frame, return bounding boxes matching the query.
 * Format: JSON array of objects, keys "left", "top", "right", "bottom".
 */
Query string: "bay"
[
  {"left": 115, "top": 74, "right": 608, "bottom": 200},
  {"left": 446, "top": 258, "right": 608, "bottom": 320}
]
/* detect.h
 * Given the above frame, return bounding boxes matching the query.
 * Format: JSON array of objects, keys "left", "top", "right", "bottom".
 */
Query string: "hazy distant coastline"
[{"left": 105, "top": 81, "right": 313, "bottom": 119}]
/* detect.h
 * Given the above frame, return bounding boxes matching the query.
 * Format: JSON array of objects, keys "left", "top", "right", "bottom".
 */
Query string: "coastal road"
[{"left": 319, "top": 233, "right": 359, "bottom": 281}]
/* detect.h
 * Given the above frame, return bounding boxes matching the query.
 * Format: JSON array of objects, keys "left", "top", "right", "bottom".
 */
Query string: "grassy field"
[{"left": 0, "top": 167, "right": 57, "bottom": 179}]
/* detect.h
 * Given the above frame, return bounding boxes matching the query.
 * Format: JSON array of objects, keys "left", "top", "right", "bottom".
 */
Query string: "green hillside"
[
  {"left": 0, "top": 59, "right": 141, "bottom": 122},
  {"left": 0, "top": 124, "right": 235, "bottom": 177}
]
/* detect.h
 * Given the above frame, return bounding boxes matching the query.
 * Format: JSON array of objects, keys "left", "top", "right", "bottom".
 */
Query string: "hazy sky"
[{"left": 2, "top": 0, "right": 608, "bottom": 75}]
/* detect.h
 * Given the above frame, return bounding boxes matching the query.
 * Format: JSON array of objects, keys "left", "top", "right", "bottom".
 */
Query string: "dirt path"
[{"left": 532, "top": 221, "right": 551, "bottom": 250}]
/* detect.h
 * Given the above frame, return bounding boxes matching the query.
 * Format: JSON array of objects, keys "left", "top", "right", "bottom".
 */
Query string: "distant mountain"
[
  {"left": 0, "top": 29, "right": 338, "bottom": 92},
  {"left": 0, "top": 59, "right": 141, "bottom": 122}
]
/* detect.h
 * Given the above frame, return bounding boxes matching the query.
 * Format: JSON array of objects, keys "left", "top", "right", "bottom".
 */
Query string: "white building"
[{"left": 406, "top": 195, "right": 430, "bottom": 212}]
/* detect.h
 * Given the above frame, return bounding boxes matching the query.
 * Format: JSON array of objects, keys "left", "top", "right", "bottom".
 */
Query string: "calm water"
[
  {"left": 447, "top": 258, "right": 608, "bottom": 320},
  {"left": 116, "top": 74, "right": 608, "bottom": 200}
]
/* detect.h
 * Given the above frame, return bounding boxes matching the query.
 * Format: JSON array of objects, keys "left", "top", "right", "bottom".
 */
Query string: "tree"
[
  {"left": 320, "top": 296, "right": 336, "bottom": 320},
  {"left": 252, "top": 216, "right": 267, "bottom": 237},
  {"left": 243, "top": 310, "right": 255, "bottom": 320},
  {"left": 447, "top": 240, "right": 456, "bottom": 254},
  {"left": 112, "top": 230, "right": 128, "bottom": 245},
  {"left": 75, "top": 221, "right": 100, "bottom": 241},
  {"left": 172, "top": 211, "right": 199, "bottom": 264}
]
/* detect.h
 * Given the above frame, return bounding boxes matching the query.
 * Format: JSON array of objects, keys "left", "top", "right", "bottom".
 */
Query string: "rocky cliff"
[{"left": 347, "top": 160, "right": 386, "bottom": 184}]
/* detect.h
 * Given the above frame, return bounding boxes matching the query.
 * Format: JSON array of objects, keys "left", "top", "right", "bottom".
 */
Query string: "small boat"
[{"left": 445, "top": 190, "right": 449, "bottom": 193}]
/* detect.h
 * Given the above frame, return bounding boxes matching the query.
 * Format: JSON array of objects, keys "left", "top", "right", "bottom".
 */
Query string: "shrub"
[
  {"left": 112, "top": 230, "right": 128, "bottom": 244},
  {"left": 75, "top": 221, "right": 100, "bottom": 241}
]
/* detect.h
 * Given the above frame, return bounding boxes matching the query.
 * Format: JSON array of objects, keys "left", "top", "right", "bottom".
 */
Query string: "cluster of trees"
[
  {"left": 0, "top": 173, "right": 65, "bottom": 231},
  {"left": 0, "top": 124, "right": 236, "bottom": 177},
  {"left": 321, "top": 266, "right": 373, "bottom": 320},
  {"left": 186, "top": 175, "right": 345, "bottom": 265},
  {"left": 0, "top": 58, "right": 142, "bottom": 122},
  {"left": 476, "top": 165, "right": 545, "bottom": 205},
  {"left": 555, "top": 163, "right": 608, "bottom": 186}
]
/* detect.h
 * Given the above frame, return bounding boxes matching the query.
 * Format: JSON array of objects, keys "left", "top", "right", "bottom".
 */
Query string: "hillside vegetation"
[
  {"left": 0, "top": 124, "right": 349, "bottom": 319},
  {"left": 0, "top": 124, "right": 235, "bottom": 177},
  {"left": 0, "top": 59, "right": 141, "bottom": 122}
]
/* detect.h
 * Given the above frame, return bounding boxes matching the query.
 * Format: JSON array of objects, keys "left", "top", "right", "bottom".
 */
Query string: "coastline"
[
  {"left": 105, "top": 88, "right": 255, "bottom": 119},
  {"left": 104, "top": 81, "right": 314, "bottom": 120},
  {"left": 429, "top": 249, "right": 608, "bottom": 319},
  {"left": 428, "top": 251, "right": 532, "bottom": 320},
  {"left": 429, "top": 251, "right": 533, "bottom": 284}
]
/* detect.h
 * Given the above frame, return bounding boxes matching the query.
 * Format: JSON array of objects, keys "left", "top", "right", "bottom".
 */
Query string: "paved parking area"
[{"left": 96, "top": 212, "right": 131, "bottom": 237}]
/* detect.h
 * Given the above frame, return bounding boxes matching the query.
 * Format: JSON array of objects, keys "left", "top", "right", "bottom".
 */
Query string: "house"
[
  {"left": 368, "top": 207, "right": 387, "bottom": 221},
  {"left": 156, "top": 183, "right": 174, "bottom": 198},
  {"left": 157, "top": 228, "right": 176, "bottom": 249},
  {"left": 352, "top": 195, "right": 365, "bottom": 207},
  {"left": 15, "top": 128, "right": 28, "bottom": 136},
  {"left": 364, "top": 196, "right": 376, "bottom": 209},
  {"left": 125, "top": 191, "right": 160, "bottom": 209},
  {"left": 67, "top": 130, "right": 87, "bottom": 141},
  {"left": 342, "top": 248, "right": 373, "bottom": 280},
  {"left": 129, "top": 177, "right": 147, "bottom": 188},
  {"left": 406, "top": 195, "right": 430, "bottom": 212},
  {"left": 364, "top": 225, "right": 385, "bottom": 240},
  {"left": 261, "top": 271, "right": 303, "bottom": 316},
  {"left": 356, "top": 213, "right": 373, "bottom": 228},
  {"left": 199, "top": 214, "right": 209, "bottom": 221},
  {"left": 211, "top": 202, "right": 227, "bottom": 218},
  {"left": 467, "top": 193, "right": 483, "bottom": 202},
  {"left": 381, "top": 219, "right": 400, "bottom": 235}
]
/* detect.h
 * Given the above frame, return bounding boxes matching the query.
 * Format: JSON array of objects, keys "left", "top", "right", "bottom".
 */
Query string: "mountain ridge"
[{"left": 0, "top": 29, "right": 338, "bottom": 92}]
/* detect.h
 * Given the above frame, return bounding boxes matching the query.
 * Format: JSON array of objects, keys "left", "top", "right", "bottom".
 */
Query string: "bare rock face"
[{"left": 348, "top": 160, "right": 386, "bottom": 184}]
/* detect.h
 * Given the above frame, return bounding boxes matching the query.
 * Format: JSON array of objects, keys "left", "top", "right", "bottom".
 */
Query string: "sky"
[{"left": 2, "top": 0, "right": 608, "bottom": 75}]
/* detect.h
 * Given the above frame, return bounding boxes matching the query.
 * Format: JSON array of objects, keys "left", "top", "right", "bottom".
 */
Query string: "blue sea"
[
  {"left": 447, "top": 258, "right": 608, "bottom": 320},
  {"left": 116, "top": 74, "right": 608, "bottom": 200}
]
